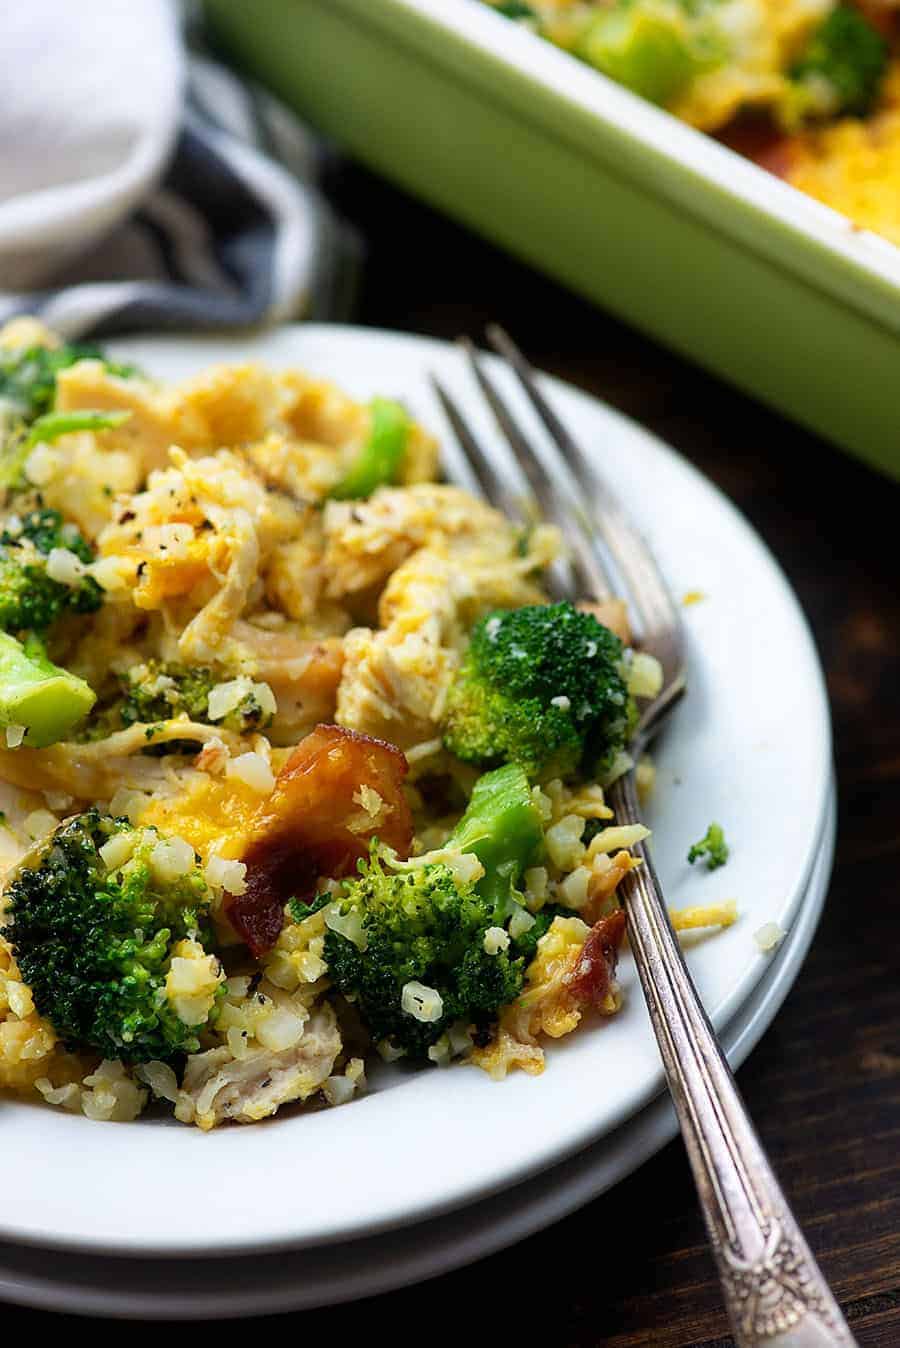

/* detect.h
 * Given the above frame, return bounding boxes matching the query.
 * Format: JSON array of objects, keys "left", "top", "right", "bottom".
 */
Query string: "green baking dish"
[{"left": 204, "top": 0, "right": 900, "bottom": 477}]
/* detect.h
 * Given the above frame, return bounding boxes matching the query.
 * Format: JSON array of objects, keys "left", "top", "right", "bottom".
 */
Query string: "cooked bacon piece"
[
  {"left": 227, "top": 724, "right": 413, "bottom": 956},
  {"left": 717, "top": 120, "right": 797, "bottom": 180},
  {"left": 563, "top": 909, "right": 627, "bottom": 1008},
  {"left": 854, "top": 3, "right": 900, "bottom": 40}
]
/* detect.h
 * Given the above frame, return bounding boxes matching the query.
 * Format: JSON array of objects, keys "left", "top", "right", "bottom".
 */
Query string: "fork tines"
[
  {"left": 431, "top": 326, "right": 686, "bottom": 705},
  {"left": 432, "top": 338, "right": 613, "bottom": 605}
]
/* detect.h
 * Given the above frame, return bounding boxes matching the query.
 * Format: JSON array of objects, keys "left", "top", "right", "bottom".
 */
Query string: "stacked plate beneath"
[{"left": 0, "top": 329, "right": 835, "bottom": 1318}]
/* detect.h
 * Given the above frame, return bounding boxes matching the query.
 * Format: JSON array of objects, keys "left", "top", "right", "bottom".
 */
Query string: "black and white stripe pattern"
[{"left": 0, "top": 55, "right": 360, "bottom": 339}]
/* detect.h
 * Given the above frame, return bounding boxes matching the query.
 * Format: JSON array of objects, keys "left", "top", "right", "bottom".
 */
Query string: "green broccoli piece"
[
  {"left": 0, "top": 343, "right": 136, "bottom": 424},
  {"left": 321, "top": 762, "right": 545, "bottom": 1057},
  {"left": 0, "top": 429, "right": 30, "bottom": 495},
  {"left": 288, "top": 890, "right": 333, "bottom": 924},
  {"left": 574, "top": 1, "right": 721, "bottom": 107},
  {"left": 443, "top": 758, "right": 545, "bottom": 910},
  {"left": 790, "top": 5, "right": 888, "bottom": 120},
  {"left": 122, "top": 661, "right": 272, "bottom": 736},
  {"left": 0, "top": 341, "right": 138, "bottom": 490},
  {"left": 323, "top": 859, "right": 525, "bottom": 1058},
  {"left": 24, "top": 409, "right": 131, "bottom": 448},
  {"left": 687, "top": 821, "right": 729, "bottom": 871},
  {"left": 121, "top": 662, "right": 223, "bottom": 729},
  {"left": 581, "top": 817, "right": 608, "bottom": 848},
  {"left": 0, "top": 411, "right": 131, "bottom": 495},
  {"left": 443, "top": 601, "right": 635, "bottom": 779},
  {"left": 0, "top": 507, "right": 102, "bottom": 634},
  {"left": 81, "top": 661, "right": 274, "bottom": 753},
  {"left": 329, "top": 398, "right": 410, "bottom": 500},
  {"left": 504, "top": 901, "right": 579, "bottom": 964},
  {"left": 493, "top": 2, "right": 537, "bottom": 19},
  {"left": 0, "top": 556, "right": 97, "bottom": 634},
  {"left": 0, "top": 631, "right": 96, "bottom": 747},
  {"left": 2, "top": 811, "right": 219, "bottom": 1062},
  {"left": 2, "top": 507, "right": 94, "bottom": 561}
]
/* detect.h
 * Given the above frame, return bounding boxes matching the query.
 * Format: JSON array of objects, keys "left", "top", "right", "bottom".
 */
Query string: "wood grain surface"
[{"left": 6, "top": 160, "right": 899, "bottom": 1344}]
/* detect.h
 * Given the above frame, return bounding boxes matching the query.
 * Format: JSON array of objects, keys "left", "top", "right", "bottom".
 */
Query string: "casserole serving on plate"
[{"left": 0, "top": 324, "right": 832, "bottom": 1254}]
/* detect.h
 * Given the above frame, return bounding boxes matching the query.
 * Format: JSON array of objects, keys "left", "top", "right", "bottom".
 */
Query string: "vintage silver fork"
[{"left": 430, "top": 327, "right": 855, "bottom": 1348}]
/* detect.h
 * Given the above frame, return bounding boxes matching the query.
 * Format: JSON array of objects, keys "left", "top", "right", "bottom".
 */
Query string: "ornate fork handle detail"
[{"left": 611, "top": 769, "right": 855, "bottom": 1347}]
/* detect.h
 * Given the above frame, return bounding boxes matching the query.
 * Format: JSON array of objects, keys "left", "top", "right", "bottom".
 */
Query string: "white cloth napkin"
[{"left": 0, "top": 0, "right": 358, "bottom": 336}]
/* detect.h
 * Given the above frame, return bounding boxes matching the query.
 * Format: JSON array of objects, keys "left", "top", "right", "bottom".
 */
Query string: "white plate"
[
  {"left": 0, "top": 780, "right": 835, "bottom": 1318},
  {"left": 0, "top": 325, "right": 832, "bottom": 1256}
]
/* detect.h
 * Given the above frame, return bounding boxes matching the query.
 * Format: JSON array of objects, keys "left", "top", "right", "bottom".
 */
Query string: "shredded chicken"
[
  {"left": 0, "top": 723, "right": 239, "bottom": 800},
  {"left": 175, "top": 1004, "right": 341, "bottom": 1130},
  {"left": 335, "top": 530, "right": 557, "bottom": 755},
  {"left": 322, "top": 484, "right": 544, "bottom": 600},
  {"left": 227, "top": 622, "right": 344, "bottom": 745}
]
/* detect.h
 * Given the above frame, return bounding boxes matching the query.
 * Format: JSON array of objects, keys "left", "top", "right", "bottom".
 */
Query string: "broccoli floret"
[
  {"left": 322, "top": 762, "right": 544, "bottom": 1056},
  {"left": 493, "top": 2, "right": 537, "bottom": 18},
  {"left": 0, "top": 557, "right": 96, "bottom": 633},
  {"left": 791, "top": 5, "right": 888, "bottom": 120},
  {"left": 329, "top": 398, "right": 410, "bottom": 500},
  {"left": 0, "top": 429, "right": 30, "bottom": 495},
  {"left": 574, "top": 1, "right": 721, "bottom": 107},
  {"left": 0, "top": 342, "right": 137, "bottom": 490},
  {"left": 128, "top": 662, "right": 271, "bottom": 743},
  {"left": 581, "top": 817, "right": 608, "bottom": 848},
  {"left": 81, "top": 662, "right": 275, "bottom": 753},
  {"left": 0, "top": 631, "right": 95, "bottom": 747},
  {"left": 0, "top": 508, "right": 102, "bottom": 745},
  {"left": 119, "top": 662, "right": 221, "bottom": 731},
  {"left": 2, "top": 507, "right": 94, "bottom": 561},
  {"left": 288, "top": 890, "right": 333, "bottom": 923},
  {"left": 443, "top": 601, "right": 636, "bottom": 779},
  {"left": 119, "top": 662, "right": 272, "bottom": 734},
  {"left": 0, "top": 507, "right": 102, "bottom": 633},
  {"left": 323, "top": 858, "right": 526, "bottom": 1057},
  {"left": 687, "top": 821, "right": 729, "bottom": 870},
  {"left": 0, "top": 343, "right": 136, "bottom": 424},
  {"left": 2, "top": 810, "right": 219, "bottom": 1062}
]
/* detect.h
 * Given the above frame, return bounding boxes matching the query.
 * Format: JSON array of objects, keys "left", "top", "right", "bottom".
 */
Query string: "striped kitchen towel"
[{"left": 0, "top": 1, "right": 359, "bottom": 338}]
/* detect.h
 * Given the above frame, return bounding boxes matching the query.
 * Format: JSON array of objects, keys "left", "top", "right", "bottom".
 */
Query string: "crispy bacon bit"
[
  {"left": 227, "top": 724, "right": 413, "bottom": 956},
  {"left": 854, "top": 3, "right": 899, "bottom": 41},
  {"left": 717, "top": 120, "right": 797, "bottom": 180},
  {"left": 563, "top": 909, "right": 627, "bottom": 1008}
]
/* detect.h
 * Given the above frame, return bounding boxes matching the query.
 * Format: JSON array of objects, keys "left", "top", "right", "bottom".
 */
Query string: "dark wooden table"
[{"left": 8, "top": 161, "right": 900, "bottom": 1344}]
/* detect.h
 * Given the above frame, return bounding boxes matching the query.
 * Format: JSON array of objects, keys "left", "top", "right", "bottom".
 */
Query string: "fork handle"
[{"left": 610, "top": 770, "right": 856, "bottom": 1347}]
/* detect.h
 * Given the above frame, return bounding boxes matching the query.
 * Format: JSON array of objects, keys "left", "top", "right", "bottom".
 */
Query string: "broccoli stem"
[
  {"left": 25, "top": 409, "right": 131, "bottom": 448},
  {"left": 330, "top": 398, "right": 410, "bottom": 500},
  {"left": 446, "top": 762, "right": 544, "bottom": 912},
  {"left": 575, "top": 3, "right": 711, "bottom": 107},
  {"left": 0, "top": 631, "right": 95, "bottom": 747}
]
